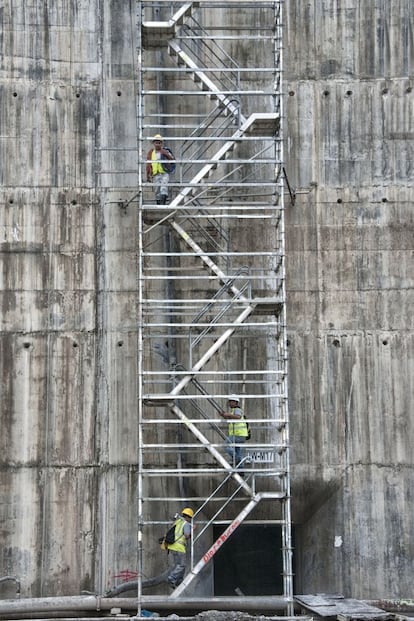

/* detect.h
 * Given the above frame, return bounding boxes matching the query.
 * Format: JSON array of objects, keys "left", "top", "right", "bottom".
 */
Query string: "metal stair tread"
[
  {"left": 142, "top": 2, "right": 198, "bottom": 48},
  {"left": 252, "top": 297, "right": 284, "bottom": 315}
]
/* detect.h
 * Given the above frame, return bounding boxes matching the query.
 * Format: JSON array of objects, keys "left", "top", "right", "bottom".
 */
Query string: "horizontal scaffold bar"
[
  {"left": 144, "top": 519, "right": 287, "bottom": 525},
  {"left": 143, "top": 395, "right": 286, "bottom": 402},
  {"left": 142, "top": 90, "right": 280, "bottom": 96},
  {"left": 142, "top": 0, "right": 280, "bottom": 3},
  {"left": 142, "top": 418, "right": 287, "bottom": 424},
  {"left": 143, "top": 468, "right": 287, "bottom": 476},
  {"left": 142, "top": 67, "right": 279, "bottom": 73},
  {"left": 143, "top": 369, "right": 285, "bottom": 375},
  {"left": 141, "top": 442, "right": 286, "bottom": 448}
]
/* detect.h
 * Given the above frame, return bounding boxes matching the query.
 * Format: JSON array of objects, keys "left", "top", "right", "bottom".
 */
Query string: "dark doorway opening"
[{"left": 213, "top": 524, "right": 295, "bottom": 596}]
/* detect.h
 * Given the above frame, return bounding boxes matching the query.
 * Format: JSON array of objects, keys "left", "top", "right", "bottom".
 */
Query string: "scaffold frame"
[{"left": 136, "top": 0, "right": 293, "bottom": 613}]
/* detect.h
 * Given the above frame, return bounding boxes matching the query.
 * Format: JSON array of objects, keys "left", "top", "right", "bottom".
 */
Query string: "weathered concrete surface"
[
  {"left": 0, "top": 0, "right": 412, "bottom": 604},
  {"left": 0, "top": 0, "right": 139, "bottom": 598},
  {"left": 285, "top": 0, "right": 413, "bottom": 599}
]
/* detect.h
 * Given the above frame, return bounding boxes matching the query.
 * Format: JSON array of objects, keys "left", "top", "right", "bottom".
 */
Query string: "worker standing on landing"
[
  {"left": 166, "top": 507, "right": 194, "bottom": 589},
  {"left": 146, "top": 134, "right": 175, "bottom": 205},
  {"left": 219, "top": 395, "right": 249, "bottom": 467}
]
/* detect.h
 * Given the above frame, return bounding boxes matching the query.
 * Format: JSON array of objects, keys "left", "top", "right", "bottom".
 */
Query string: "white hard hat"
[
  {"left": 228, "top": 394, "right": 240, "bottom": 403},
  {"left": 153, "top": 133, "right": 163, "bottom": 142}
]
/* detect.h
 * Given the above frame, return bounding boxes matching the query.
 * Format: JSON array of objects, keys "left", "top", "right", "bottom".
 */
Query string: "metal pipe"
[
  {"left": 0, "top": 595, "right": 292, "bottom": 616},
  {"left": 1, "top": 597, "right": 411, "bottom": 619},
  {"left": 141, "top": 595, "right": 291, "bottom": 612}
]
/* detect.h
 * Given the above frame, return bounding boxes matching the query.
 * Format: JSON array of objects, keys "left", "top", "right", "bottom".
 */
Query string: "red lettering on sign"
[{"left": 202, "top": 520, "right": 240, "bottom": 563}]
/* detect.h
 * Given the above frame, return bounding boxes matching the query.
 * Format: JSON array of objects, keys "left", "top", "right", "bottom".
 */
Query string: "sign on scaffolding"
[{"left": 246, "top": 449, "right": 276, "bottom": 463}]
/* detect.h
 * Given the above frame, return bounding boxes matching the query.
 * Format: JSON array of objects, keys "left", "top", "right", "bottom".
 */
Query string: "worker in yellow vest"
[
  {"left": 166, "top": 507, "right": 194, "bottom": 589},
  {"left": 219, "top": 395, "right": 249, "bottom": 467},
  {"left": 146, "top": 134, "right": 175, "bottom": 205}
]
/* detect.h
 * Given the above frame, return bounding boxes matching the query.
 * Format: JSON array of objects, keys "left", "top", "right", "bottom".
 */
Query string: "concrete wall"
[
  {"left": 0, "top": 0, "right": 412, "bottom": 601},
  {"left": 285, "top": 0, "right": 413, "bottom": 597},
  {"left": 0, "top": 0, "right": 140, "bottom": 597}
]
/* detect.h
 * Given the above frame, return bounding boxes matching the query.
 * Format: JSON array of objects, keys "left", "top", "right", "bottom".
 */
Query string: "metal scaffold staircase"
[{"left": 136, "top": 0, "right": 293, "bottom": 612}]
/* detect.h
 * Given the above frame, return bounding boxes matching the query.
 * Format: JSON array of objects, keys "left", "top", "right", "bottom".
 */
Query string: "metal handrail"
[
  {"left": 190, "top": 280, "right": 250, "bottom": 351},
  {"left": 179, "top": 201, "right": 229, "bottom": 257},
  {"left": 172, "top": 363, "right": 225, "bottom": 436},
  {"left": 180, "top": 107, "right": 238, "bottom": 180},
  {"left": 180, "top": 19, "right": 240, "bottom": 93},
  {"left": 188, "top": 266, "right": 250, "bottom": 362}
]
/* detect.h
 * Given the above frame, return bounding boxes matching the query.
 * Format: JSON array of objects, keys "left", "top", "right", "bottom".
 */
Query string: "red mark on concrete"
[{"left": 114, "top": 569, "right": 138, "bottom": 582}]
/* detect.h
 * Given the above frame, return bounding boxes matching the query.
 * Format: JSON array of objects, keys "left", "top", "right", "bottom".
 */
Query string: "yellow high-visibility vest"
[
  {"left": 228, "top": 407, "right": 248, "bottom": 437},
  {"left": 151, "top": 149, "right": 165, "bottom": 175},
  {"left": 167, "top": 518, "right": 187, "bottom": 553}
]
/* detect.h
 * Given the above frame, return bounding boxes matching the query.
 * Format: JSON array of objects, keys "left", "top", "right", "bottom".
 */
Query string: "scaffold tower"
[{"left": 137, "top": 0, "right": 293, "bottom": 612}]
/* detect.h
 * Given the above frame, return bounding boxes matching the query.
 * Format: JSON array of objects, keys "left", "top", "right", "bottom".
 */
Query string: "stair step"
[
  {"left": 253, "top": 297, "right": 284, "bottom": 316},
  {"left": 142, "top": 23, "right": 175, "bottom": 48},
  {"left": 143, "top": 395, "right": 175, "bottom": 406},
  {"left": 142, "top": 2, "right": 198, "bottom": 48}
]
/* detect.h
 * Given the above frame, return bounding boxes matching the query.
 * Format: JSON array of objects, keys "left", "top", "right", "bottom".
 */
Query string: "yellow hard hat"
[
  {"left": 181, "top": 507, "right": 194, "bottom": 518},
  {"left": 153, "top": 133, "right": 163, "bottom": 142}
]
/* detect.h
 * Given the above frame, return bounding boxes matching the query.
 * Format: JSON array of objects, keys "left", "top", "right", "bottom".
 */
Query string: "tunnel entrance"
[{"left": 213, "top": 525, "right": 295, "bottom": 596}]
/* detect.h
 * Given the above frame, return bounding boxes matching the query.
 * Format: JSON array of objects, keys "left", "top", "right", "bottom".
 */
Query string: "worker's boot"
[{"left": 160, "top": 195, "right": 167, "bottom": 205}]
